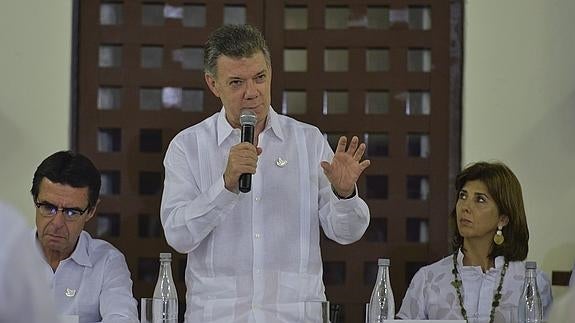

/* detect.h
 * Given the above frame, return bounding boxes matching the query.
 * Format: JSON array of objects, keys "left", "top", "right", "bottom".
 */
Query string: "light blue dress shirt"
[{"left": 34, "top": 230, "right": 139, "bottom": 323}]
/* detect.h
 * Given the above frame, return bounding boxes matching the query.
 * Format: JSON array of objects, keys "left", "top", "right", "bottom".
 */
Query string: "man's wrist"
[
  {"left": 223, "top": 174, "right": 239, "bottom": 193},
  {"left": 332, "top": 186, "right": 356, "bottom": 199}
]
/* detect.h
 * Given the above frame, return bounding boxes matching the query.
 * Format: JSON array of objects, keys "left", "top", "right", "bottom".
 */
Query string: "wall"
[
  {"left": 0, "top": 0, "right": 72, "bottom": 222},
  {"left": 464, "top": 0, "right": 575, "bottom": 296}
]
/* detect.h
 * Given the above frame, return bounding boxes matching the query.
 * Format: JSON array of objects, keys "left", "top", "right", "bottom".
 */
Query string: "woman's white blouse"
[{"left": 398, "top": 250, "right": 552, "bottom": 323}]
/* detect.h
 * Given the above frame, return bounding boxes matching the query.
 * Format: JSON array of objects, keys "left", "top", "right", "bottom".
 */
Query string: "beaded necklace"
[{"left": 450, "top": 251, "right": 509, "bottom": 323}]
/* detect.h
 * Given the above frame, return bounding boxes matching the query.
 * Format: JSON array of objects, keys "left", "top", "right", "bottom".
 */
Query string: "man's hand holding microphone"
[{"left": 224, "top": 110, "right": 260, "bottom": 193}]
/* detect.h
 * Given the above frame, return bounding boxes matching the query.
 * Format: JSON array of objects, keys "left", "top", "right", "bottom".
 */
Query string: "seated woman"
[{"left": 397, "top": 161, "right": 552, "bottom": 322}]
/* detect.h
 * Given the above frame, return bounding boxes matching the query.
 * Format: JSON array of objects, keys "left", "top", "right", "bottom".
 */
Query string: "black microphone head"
[{"left": 240, "top": 110, "right": 257, "bottom": 127}]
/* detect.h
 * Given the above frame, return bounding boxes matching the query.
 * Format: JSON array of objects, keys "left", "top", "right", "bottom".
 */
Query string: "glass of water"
[
  {"left": 304, "top": 301, "right": 330, "bottom": 323},
  {"left": 141, "top": 297, "right": 178, "bottom": 323},
  {"left": 366, "top": 303, "right": 373, "bottom": 323}
]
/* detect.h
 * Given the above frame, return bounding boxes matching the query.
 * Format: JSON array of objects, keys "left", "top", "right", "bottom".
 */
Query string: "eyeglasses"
[{"left": 34, "top": 201, "right": 91, "bottom": 221}]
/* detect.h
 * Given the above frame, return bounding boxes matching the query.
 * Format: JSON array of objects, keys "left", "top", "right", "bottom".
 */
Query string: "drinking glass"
[
  {"left": 304, "top": 301, "right": 330, "bottom": 323},
  {"left": 140, "top": 297, "right": 178, "bottom": 323},
  {"left": 365, "top": 303, "right": 369, "bottom": 323},
  {"left": 141, "top": 298, "right": 157, "bottom": 323}
]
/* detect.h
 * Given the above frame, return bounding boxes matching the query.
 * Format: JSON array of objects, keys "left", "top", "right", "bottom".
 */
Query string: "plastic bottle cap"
[
  {"left": 160, "top": 253, "right": 172, "bottom": 260},
  {"left": 378, "top": 258, "right": 390, "bottom": 266},
  {"left": 525, "top": 261, "right": 537, "bottom": 269}
]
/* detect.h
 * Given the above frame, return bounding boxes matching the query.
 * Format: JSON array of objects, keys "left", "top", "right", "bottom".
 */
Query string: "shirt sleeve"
[
  {"left": 537, "top": 268, "right": 553, "bottom": 318},
  {"left": 160, "top": 136, "right": 240, "bottom": 254},
  {"left": 548, "top": 286, "right": 575, "bottom": 323},
  {"left": 397, "top": 267, "right": 428, "bottom": 319},
  {"left": 317, "top": 134, "right": 370, "bottom": 245},
  {"left": 98, "top": 252, "right": 139, "bottom": 323}
]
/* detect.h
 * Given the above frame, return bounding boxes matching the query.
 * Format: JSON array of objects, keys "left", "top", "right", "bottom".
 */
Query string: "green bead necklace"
[{"left": 450, "top": 251, "right": 509, "bottom": 323}]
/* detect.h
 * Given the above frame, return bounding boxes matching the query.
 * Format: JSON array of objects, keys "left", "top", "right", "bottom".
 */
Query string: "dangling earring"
[{"left": 493, "top": 225, "right": 504, "bottom": 245}]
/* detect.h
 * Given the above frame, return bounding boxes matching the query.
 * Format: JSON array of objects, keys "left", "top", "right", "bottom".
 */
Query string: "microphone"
[{"left": 239, "top": 110, "right": 257, "bottom": 193}]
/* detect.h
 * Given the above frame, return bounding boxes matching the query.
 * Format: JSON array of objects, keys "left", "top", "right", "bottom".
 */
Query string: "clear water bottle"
[
  {"left": 518, "top": 261, "right": 543, "bottom": 323},
  {"left": 153, "top": 253, "right": 178, "bottom": 322},
  {"left": 368, "top": 258, "right": 395, "bottom": 322}
]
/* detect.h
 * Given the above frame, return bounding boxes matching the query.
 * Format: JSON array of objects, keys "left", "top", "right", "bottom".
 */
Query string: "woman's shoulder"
[
  {"left": 411, "top": 254, "right": 455, "bottom": 284},
  {"left": 425, "top": 254, "right": 455, "bottom": 272},
  {"left": 505, "top": 260, "right": 551, "bottom": 286},
  {"left": 506, "top": 260, "right": 549, "bottom": 276}
]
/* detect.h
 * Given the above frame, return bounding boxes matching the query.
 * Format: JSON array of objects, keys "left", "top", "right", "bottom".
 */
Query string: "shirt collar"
[
  {"left": 216, "top": 107, "right": 236, "bottom": 146},
  {"left": 216, "top": 106, "right": 284, "bottom": 146},
  {"left": 456, "top": 248, "right": 505, "bottom": 269},
  {"left": 69, "top": 231, "right": 93, "bottom": 267},
  {"left": 264, "top": 107, "right": 285, "bottom": 142},
  {"left": 34, "top": 230, "right": 93, "bottom": 268}
]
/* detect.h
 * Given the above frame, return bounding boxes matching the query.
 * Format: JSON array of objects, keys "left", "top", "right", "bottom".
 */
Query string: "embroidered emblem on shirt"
[
  {"left": 65, "top": 288, "right": 76, "bottom": 297},
  {"left": 276, "top": 157, "right": 288, "bottom": 167}
]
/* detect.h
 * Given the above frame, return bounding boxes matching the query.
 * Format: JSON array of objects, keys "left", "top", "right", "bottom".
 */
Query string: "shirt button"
[
  {"left": 255, "top": 197, "right": 261, "bottom": 201},
  {"left": 255, "top": 233, "right": 261, "bottom": 239}
]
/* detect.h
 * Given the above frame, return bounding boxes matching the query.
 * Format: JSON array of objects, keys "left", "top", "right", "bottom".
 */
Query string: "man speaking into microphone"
[{"left": 160, "top": 24, "right": 371, "bottom": 323}]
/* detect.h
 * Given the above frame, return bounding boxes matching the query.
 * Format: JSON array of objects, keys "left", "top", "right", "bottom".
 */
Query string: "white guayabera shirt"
[
  {"left": 161, "top": 107, "right": 370, "bottom": 323},
  {"left": 398, "top": 249, "right": 553, "bottom": 323}
]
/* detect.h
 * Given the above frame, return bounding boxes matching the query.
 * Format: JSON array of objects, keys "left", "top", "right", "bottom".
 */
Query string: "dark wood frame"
[{"left": 72, "top": 1, "right": 464, "bottom": 322}]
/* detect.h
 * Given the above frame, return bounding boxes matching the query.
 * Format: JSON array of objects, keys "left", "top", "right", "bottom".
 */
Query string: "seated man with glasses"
[{"left": 31, "top": 150, "right": 138, "bottom": 323}]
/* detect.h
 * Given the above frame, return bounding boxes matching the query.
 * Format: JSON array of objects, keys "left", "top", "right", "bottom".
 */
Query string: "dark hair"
[
  {"left": 450, "top": 161, "right": 529, "bottom": 261},
  {"left": 204, "top": 24, "right": 271, "bottom": 77},
  {"left": 31, "top": 151, "right": 101, "bottom": 209}
]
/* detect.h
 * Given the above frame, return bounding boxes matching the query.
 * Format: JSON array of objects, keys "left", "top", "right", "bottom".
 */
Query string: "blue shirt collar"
[{"left": 34, "top": 230, "right": 93, "bottom": 268}]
